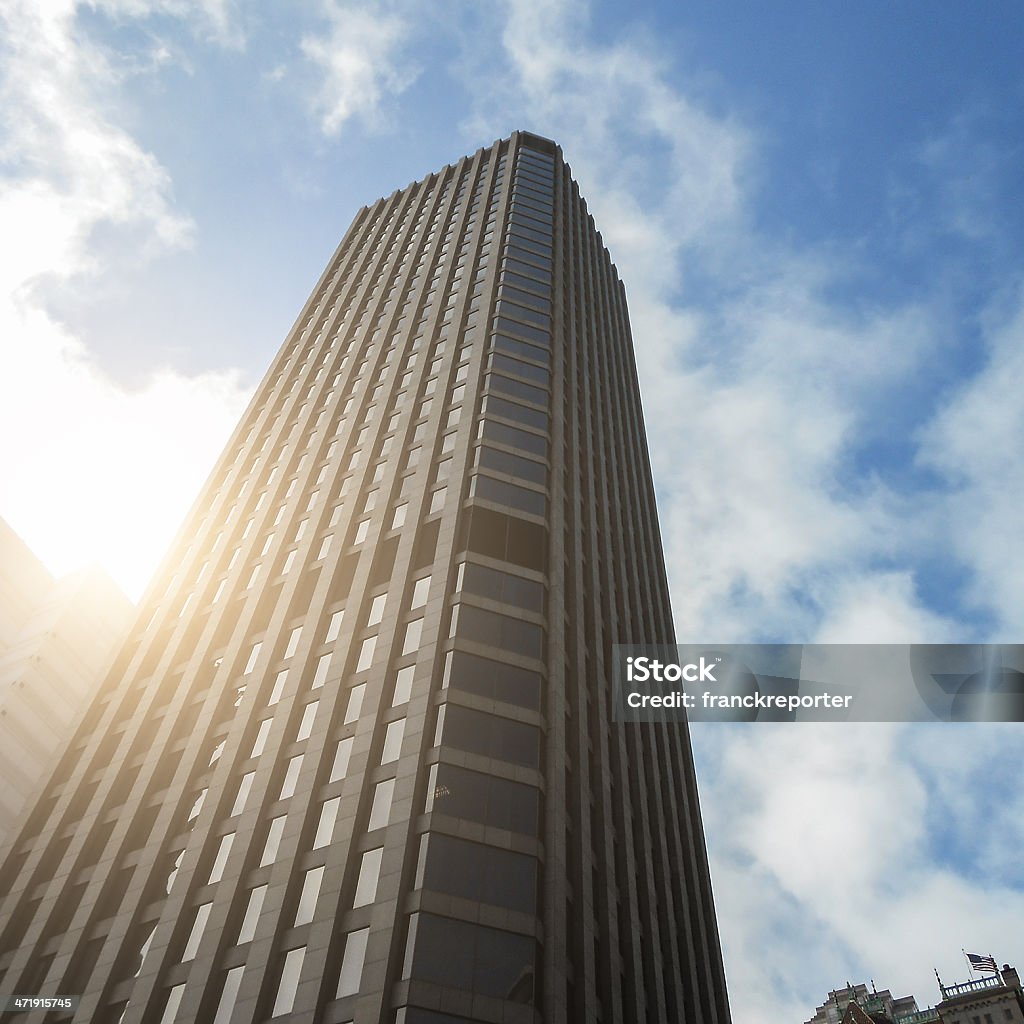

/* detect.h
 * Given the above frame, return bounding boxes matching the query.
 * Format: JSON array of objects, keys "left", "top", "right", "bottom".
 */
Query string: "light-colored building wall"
[{"left": 0, "top": 520, "right": 134, "bottom": 842}]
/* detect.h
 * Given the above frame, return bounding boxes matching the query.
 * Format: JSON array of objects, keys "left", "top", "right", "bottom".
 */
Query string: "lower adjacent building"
[
  {"left": 0, "top": 518, "right": 133, "bottom": 843},
  {"left": 806, "top": 963, "right": 1024, "bottom": 1024},
  {"left": 937, "top": 965, "right": 1024, "bottom": 1024}
]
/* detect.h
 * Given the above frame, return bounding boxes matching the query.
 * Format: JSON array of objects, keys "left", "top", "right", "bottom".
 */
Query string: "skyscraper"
[{"left": 0, "top": 132, "right": 731, "bottom": 1024}]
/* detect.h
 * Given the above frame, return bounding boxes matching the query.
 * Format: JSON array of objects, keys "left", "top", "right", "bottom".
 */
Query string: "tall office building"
[{"left": 0, "top": 132, "right": 730, "bottom": 1024}]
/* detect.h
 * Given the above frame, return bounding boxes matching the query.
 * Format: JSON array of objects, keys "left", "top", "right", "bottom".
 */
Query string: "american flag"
[{"left": 966, "top": 953, "right": 999, "bottom": 974}]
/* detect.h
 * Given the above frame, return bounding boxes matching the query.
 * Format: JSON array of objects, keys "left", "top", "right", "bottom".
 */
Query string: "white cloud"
[
  {"left": 0, "top": 0, "right": 251, "bottom": 599},
  {"left": 300, "top": 1, "right": 416, "bottom": 136},
  {"left": 918, "top": 287, "right": 1024, "bottom": 637},
  {"left": 698, "top": 724, "right": 1024, "bottom": 1020}
]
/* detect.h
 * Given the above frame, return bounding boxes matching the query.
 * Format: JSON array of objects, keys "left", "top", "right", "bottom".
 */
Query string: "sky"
[{"left": 1, "top": 1, "right": 1023, "bottom": 1020}]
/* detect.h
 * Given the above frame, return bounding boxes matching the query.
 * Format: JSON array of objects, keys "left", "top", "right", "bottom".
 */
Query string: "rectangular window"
[
  {"left": 260, "top": 816, "right": 287, "bottom": 866},
  {"left": 457, "top": 562, "right": 545, "bottom": 612},
  {"left": 158, "top": 984, "right": 185, "bottom": 1024},
  {"left": 296, "top": 702, "right": 318, "bottom": 741},
  {"left": 213, "top": 966, "right": 245, "bottom": 1024},
  {"left": 325, "top": 610, "right": 344, "bottom": 641},
  {"left": 451, "top": 604, "right": 544, "bottom": 659},
  {"left": 367, "top": 593, "right": 387, "bottom": 626},
  {"left": 280, "top": 755, "right": 304, "bottom": 800},
  {"left": 230, "top": 772, "right": 255, "bottom": 816},
  {"left": 404, "top": 912, "right": 536, "bottom": 1003},
  {"left": 426, "top": 763, "right": 540, "bottom": 835},
  {"left": 476, "top": 445, "right": 547, "bottom": 485},
  {"left": 244, "top": 642, "right": 262, "bottom": 675},
  {"left": 237, "top": 885, "right": 267, "bottom": 943},
  {"left": 481, "top": 394, "right": 549, "bottom": 432},
  {"left": 392, "top": 666, "right": 415, "bottom": 706},
  {"left": 479, "top": 419, "right": 547, "bottom": 458},
  {"left": 439, "top": 704, "right": 541, "bottom": 768},
  {"left": 492, "top": 314, "right": 550, "bottom": 346},
  {"left": 402, "top": 618, "right": 424, "bottom": 655},
  {"left": 410, "top": 575, "right": 431, "bottom": 608},
  {"left": 268, "top": 669, "right": 289, "bottom": 705},
  {"left": 181, "top": 902, "right": 212, "bottom": 961},
  {"left": 355, "top": 636, "right": 377, "bottom": 673},
  {"left": 208, "top": 833, "right": 234, "bottom": 883},
  {"left": 294, "top": 867, "right": 324, "bottom": 926},
  {"left": 491, "top": 351, "right": 550, "bottom": 387},
  {"left": 312, "top": 797, "right": 340, "bottom": 850},
  {"left": 492, "top": 332, "right": 550, "bottom": 364},
  {"left": 353, "top": 848, "right": 384, "bottom": 907},
  {"left": 368, "top": 778, "right": 395, "bottom": 830},
  {"left": 505, "top": 245, "right": 552, "bottom": 273},
  {"left": 251, "top": 719, "right": 273, "bottom": 757},
  {"left": 344, "top": 683, "right": 366, "bottom": 724},
  {"left": 486, "top": 372, "right": 548, "bottom": 408},
  {"left": 495, "top": 298, "right": 550, "bottom": 329},
  {"left": 311, "top": 653, "right": 332, "bottom": 689},
  {"left": 381, "top": 719, "right": 405, "bottom": 763},
  {"left": 330, "top": 738, "right": 354, "bottom": 782},
  {"left": 336, "top": 927, "right": 370, "bottom": 998},
  {"left": 271, "top": 946, "right": 305, "bottom": 1017},
  {"left": 470, "top": 475, "right": 546, "bottom": 517},
  {"left": 417, "top": 833, "right": 537, "bottom": 914},
  {"left": 285, "top": 626, "right": 302, "bottom": 659}
]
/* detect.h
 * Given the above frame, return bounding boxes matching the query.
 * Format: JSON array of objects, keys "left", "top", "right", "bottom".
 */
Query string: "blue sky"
[{"left": 1, "top": 2, "right": 1023, "bottom": 1020}]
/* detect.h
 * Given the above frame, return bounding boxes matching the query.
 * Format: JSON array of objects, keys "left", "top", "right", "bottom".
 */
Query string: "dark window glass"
[
  {"left": 504, "top": 245, "right": 552, "bottom": 273},
  {"left": 492, "top": 315, "right": 550, "bottom": 346},
  {"left": 507, "top": 225, "right": 553, "bottom": 251},
  {"left": 471, "top": 475, "right": 547, "bottom": 517},
  {"left": 500, "top": 271, "right": 551, "bottom": 298},
  {"left": 490, "top": 352, "right": 550, "bottom": 387},
  {"left": 499, "top": 285, "right": 550, "bottom": 313},
  {"left": 510, "top": 189, "right": 552, "bottom": 212},
  {"left": 495, "top": 299, "right": 550, "bottom": 329},
  {"left": 460, "top": 506, "right": 547, "bottom": 571},
  {"left": 479, "top": 419, "right": 548, "bottom": 458},
  {"left": 481, "top": 395, "right": 549, "bottom": 432},
  {"left": 486, "top": 373, "right": 548, "bottom": 408},
  {"left": 502, "top": 257, "right": 550, "bottom": 283},
  {"left": 419, "top": 833, "right": 538, "bottom": 913},
  {"left": 508, "top": 210, "right": 552, "bottom": 237},
  {"left": 520, "top": 147, "right": 555, "bottom": 167},
  {"left": 430, "top": 763, "right": 540, "bottom": 835},
  {"left": 476, "top": 445, "right": 547, "bottom": 485},
  {"left": 444, "top": 650, "right": 542, "bottom": 710},
  {"left": 517, "top": 163, "right": 554, "bottom": 184},
  {"left": 440, "top": 704, "right": 541, "bottom": 769},
  {"left": 492, "top": 333, "right": 550, "bottom": 365},
  {"left": 399, "top": 1009, "right": 491, "bottom": 1024},
  {"left": 458, "top": 562, "right": 545, "bottom": 612},
  {"left": 406, "top": 912, "right": 537, "bottom": 1003},
  {"left": 509, "top": 182, "right": 552, "bottom": 207},
  {"left": 451, "top": 604, "right": 544, "bottom": 660},
  {"left": 514, "top": 175, "right": 553, "bottom": 198}
]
